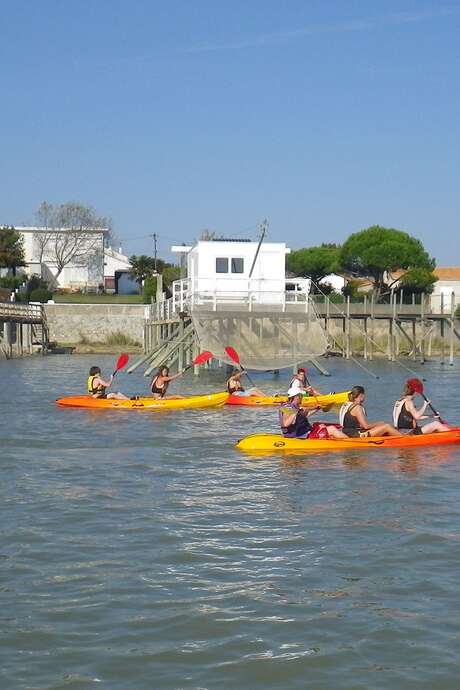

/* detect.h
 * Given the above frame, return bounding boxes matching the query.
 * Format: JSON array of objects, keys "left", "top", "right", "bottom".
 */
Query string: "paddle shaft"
[{"left": 422, "top": 393, "right": 445, "bottom": 423}]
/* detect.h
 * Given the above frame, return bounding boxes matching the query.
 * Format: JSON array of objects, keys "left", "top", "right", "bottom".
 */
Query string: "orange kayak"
[
  {"left": 227, "top": 390, "right": 349, "bottom": 408},
  {"left": 56, "top": 391, "right": 229, "bottom": 410},
  {"left": 236, "top": 428, "right": 460, "bottom": 453}
]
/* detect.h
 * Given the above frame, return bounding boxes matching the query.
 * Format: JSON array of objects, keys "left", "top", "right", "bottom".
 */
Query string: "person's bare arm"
[
  {"left": 281, "top": 409, "right": 298, "bottom": 426},
  {"left": 354, "top": 406, "right": 373, "bottom": 430},
  {"left": 163, "top": 370, "right": 184, "bottom": 382},
  {"left": 406, "top": 398, "right": 429, "bottom": 421},
  {"left": 94, "top": 375, "right": 112, "bottom": 389}
]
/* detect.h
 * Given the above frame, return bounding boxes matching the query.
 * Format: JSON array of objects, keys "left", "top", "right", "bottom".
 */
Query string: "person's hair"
[
  {"left": 297, "top": 368, "right": 306, "bottom": 374},
  {"left": 158, "top": 365, "right": 169, "bottom": 376},
  {"left": 403, "top": 383, "right": 415, "bottom": 396},
  {"left": 348, "top": 385, "right": 365, "bottom": 401},
  {"left": 89, "top": 366, "right": 101, "bottom": 376}
]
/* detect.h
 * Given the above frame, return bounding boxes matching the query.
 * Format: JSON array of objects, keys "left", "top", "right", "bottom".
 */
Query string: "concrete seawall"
[{"left": 44, "top": 304, "right": 148, "bottom": 346}]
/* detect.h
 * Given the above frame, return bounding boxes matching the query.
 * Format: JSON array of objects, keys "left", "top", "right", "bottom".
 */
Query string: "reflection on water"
[{"left": 1, "top": 355, "right": 460, "bottom": 689}]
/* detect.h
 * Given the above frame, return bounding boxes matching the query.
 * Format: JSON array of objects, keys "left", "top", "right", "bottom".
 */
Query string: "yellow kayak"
[
  {"left": 56, "top": 391, "right": 229, "bottom": 410},
  {"left": 227, "top": 390, "right": 350, "bottom": 408},
  {"left": 237, "top": 429, "right": 460, "bottom": 453}
]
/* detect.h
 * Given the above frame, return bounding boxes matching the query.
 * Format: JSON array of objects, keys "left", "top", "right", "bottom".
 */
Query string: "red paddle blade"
[
  {"left": 192, "top": 351, "right": 213, "bottom": 366},
  {"left": 407, "top": 378, "right": 423, "bottom": 395},
  {"left": 225, "top": 346, "right": 240, "bottom": 365},
  {"left": 115, "top": 353, "right": 129, "bottom": 372}
]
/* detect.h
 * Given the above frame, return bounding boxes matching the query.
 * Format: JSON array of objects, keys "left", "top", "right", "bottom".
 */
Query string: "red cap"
[{"left": 297, "top": 367, "right": 307, "bottom": 374}]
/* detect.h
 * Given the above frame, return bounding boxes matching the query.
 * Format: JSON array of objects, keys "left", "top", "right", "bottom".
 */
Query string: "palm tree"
[{"left": 129, "top": 255, "right": 156, "bottom": 286}]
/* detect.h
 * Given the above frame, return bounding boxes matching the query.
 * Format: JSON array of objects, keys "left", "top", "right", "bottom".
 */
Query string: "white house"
[
  {"left": 170, "top": 239, "right": 307, "bottom": 310},
  {"left": 11, "top": 226, "right": 130, "bottom": 291},
  {"left": 430, "top": 268, "right": 460, "bottom": 312},
  {"left": 103, "top": 246, "right": 132, "bottom": 291}
]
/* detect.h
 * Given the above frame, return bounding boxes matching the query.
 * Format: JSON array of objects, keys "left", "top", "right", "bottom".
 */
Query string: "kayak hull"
[
  {"left": 227, "top": 390, "right": 349, "bottom": 408},
  {"left": 237, "top": 428, "right": 460, "bottom": 452},
  {"left": 56, "top": 392, "right": 229, "bottom": 410}
]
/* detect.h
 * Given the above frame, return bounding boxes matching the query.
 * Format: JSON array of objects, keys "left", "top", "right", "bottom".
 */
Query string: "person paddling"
[
  {"left": 280, "top": 386, "right": 347, "bottom": 439},
  {"left": 393, "top": 382, "right": 450, "bottom": 434},
  {"left": 87, "top": 366, "right": 128, "bottom": 400},
  {"left": 150, "top": 365, "right": 184, "bottom": 399},
  {"left": 339, "top": 386, "right": 401, "bottom": 438},
  {"left": 226, "top": 369, "right": 264, "bottom": 397},
  {"left": 289, "top": 368, "right": 321, "bottom": 397}
]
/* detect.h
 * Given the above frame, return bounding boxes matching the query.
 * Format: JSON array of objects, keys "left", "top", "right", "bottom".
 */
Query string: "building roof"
[
  {"left": 14, "top": 225, "right": 108, "bottom": 234},
  {"left": 433, "top": 267, "right": 460, "bottom": 281}
]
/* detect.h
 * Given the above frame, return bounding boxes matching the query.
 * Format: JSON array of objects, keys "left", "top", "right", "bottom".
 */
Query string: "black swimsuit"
[{"left": 151, "top": 376, "right": 168, "bottom": 397}]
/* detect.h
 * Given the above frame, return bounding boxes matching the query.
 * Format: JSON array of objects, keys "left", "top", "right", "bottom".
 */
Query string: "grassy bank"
[{"left": 53, "top": 293, "right": 144, "bottom": 304}]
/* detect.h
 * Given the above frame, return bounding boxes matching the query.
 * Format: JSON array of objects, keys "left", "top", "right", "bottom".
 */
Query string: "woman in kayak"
[
  {"left": 227, "top": 369, "right": 264, "bottom": 397},
  {"left": 339, "top": 386, "right": 401, "bottom": 438},
  {"left": 289, "top": 368, "right": 321, "bottom": 397},
  {"left": 280, "top": 387, "right": 347, "bottom": 439},
  {"left": 393, "top": 383, "right": 450, "bottom": 434},
  {"left": 150, "top": 365, "right": 184, "bottom": 399},
  {"left": 87, "top": 366, "right": 128, "bottom": 400}
]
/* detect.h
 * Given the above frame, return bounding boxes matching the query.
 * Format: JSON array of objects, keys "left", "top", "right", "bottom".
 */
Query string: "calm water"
[{"left": 1, "top": 355, "right": 460, "bottom": 690}]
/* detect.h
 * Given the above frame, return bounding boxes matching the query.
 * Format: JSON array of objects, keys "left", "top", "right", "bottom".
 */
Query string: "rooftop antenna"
[{"left": 249, "top": 219, "right": 268, "bottom": 278}]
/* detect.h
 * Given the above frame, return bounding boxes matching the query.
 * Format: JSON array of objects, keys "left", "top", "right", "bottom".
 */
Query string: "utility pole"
[
  {"left": 249, "top": 219, "right": 268, "bottom": 278},
  {"left": 153, "top": 233, "right": 158, "bottom": 272}
]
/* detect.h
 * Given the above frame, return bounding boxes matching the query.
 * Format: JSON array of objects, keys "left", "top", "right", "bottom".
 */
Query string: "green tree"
[
  {"left": 339, "top": 226, "right": 434, "bottom": 298},
  {"left": 0, "top": 226, "right": 26, "bottom": 275},
  {"left": 397, "top": 268, "right": 438, "bottom": 295},
  {"left": 287, "top": 243, "right": 341, "bottom": 289},
  {"left": 129, "top": 255, "right": 157, "bottom": 285}
]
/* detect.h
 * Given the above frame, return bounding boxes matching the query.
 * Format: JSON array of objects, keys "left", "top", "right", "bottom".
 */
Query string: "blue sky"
[{"left": 1, "top": 0, "right": 459, "bottom": 264}]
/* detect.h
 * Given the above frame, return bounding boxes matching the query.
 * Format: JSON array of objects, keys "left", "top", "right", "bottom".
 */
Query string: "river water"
[{"left": 1, "top": 355, "right": 460, "bottom": 689}]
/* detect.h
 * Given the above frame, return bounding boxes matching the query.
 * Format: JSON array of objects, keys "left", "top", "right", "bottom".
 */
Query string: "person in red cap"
[
  {"left": 289, "top": 368, "right": 321, "bottom": 397},
  {"left": 393, "top": 382, "right": 450, "bottom": 434}
]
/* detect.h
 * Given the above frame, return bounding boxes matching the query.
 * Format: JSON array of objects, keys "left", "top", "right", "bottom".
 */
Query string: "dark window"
[
  {"left": 231, "top": 258, "right": 244, "bottom": 274},
  {"left": 216, "top": 257, "right": 228, "bottom": 273}
]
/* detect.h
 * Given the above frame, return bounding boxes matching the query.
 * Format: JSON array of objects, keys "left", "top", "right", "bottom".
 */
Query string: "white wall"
[
  {"left": 431, "top": 282, "right": 460, "bottom": 312},
  {"left": 186, "top": 241, "right": 290, "bottom": 298},
  {"left": 104, "top": 247, "right": 131, "bottom": 277}
]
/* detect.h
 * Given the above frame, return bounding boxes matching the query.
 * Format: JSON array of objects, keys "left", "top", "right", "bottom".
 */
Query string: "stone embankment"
[{"left": 44, "top": 304, "right": 148, "bottom": 352}]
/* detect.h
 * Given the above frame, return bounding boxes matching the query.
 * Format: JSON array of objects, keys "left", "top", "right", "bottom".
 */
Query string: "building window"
[
  {"left": 231, "top": 258, "right": 244, "bottom": 274},
  {"left": 216, "top": 257, "right": 228, "bottom": 273}
]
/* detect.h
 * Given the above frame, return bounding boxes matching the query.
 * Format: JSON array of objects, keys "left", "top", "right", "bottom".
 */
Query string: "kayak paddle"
[
  {"left": 183, "top": 350, "right": 213, "bottom": 372},
  {"left": 112, "top": 353, "right": 129, "bottom": 378},
  {"left": 407, "top": 378, "right": 445, "bottom": 423},
  {"left": 225, "top": 346, "right": 256, "bottom": 387},
  {"left": 300, "top": 367, "right": 321, "bottom": 409}
]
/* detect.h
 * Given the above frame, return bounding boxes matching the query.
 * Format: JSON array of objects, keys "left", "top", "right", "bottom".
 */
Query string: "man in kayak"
[
  {"left": 150, "top": 365, "right": 185, "bottom": 399},
  {"left": 280, "top": 386, "right": 348, "bottom": 439},
  {"left": 340, "top": 386, "right": 401, "bottom": 438},
  {"left": 289, "top": 368, "right": 321, "bottom": 397},
  {"left": 227, "top": 369, "right": 264, "bottom": 397},
  {"left": 393, "top": 383, "right": 450, "bottom": 434},
  {"left": 87, "top": 366, "right": 128, "bottom": 400}
]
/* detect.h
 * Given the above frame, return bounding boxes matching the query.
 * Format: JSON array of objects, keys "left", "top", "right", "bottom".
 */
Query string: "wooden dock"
[
  {"left": 314, "top": 292, "right": 459, "bottom": 365},
  {"left": 0, "top": 302, "right": 49, "bottom": 358}
]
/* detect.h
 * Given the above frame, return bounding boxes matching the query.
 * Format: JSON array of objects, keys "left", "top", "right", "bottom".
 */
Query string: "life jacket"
[
  {"left": 339, "top": 401, "right": 366, "bottom": 430},
  {"left": 279, "top": 402, "right": 312, "bottom": 438},
  {"left": 393, "top": 398, "right": 416, "bottom": 430},
  {"left": 289, "top": 376, "right": 306, "bottom": 393},
  {"left": 227, "top": 377, "right": 244, "bottom": 394},
  {"left": 87, "top": 375, "right": 105, "bottom": 397},
  {"left": 151, "top": 375, "right": 168, "bottom": 397}
]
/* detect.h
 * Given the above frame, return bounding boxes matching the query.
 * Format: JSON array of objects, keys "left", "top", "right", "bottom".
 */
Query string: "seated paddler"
[
  {"left": 279, "top": 386, "right": 347, "bottom": 440},
  {"left": 87, "top": 366, "right": 128, "bottom": 400}
]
